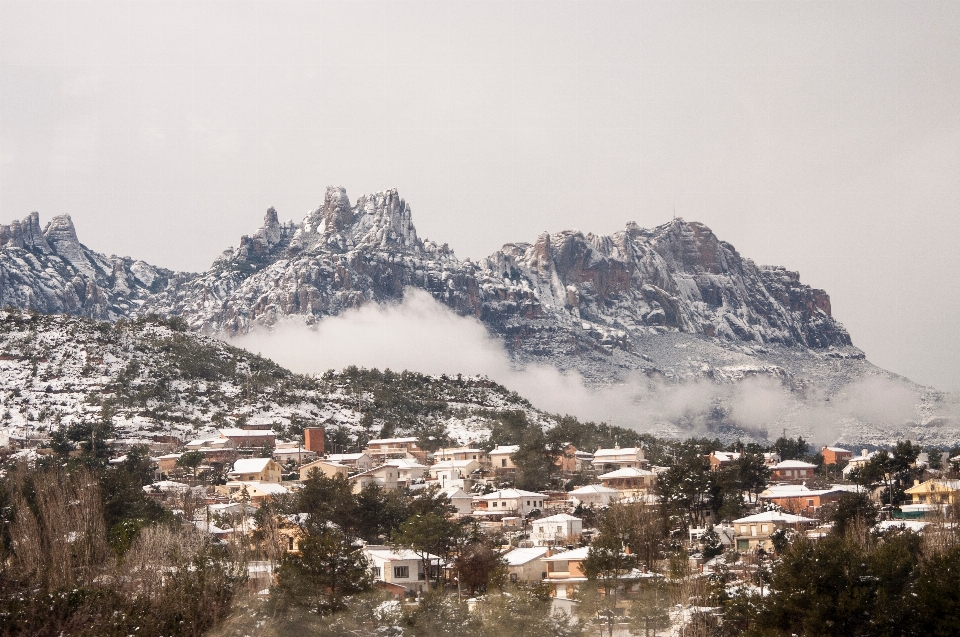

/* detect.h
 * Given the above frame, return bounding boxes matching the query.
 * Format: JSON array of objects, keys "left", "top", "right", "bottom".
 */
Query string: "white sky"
[{"left": 1, "top": 1, "right": 958, "bottom": 392}]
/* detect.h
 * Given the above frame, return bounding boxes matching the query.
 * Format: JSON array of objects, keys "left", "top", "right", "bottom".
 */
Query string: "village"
[{"left": 109, "top": 420, "right": 960, "bottom": 634}]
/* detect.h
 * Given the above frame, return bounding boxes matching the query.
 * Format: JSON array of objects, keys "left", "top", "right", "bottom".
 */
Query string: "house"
[
  {"left": 759, "top": 484, "right": 845, "bottom": 514},
  {"left": 385, "top": 458, "right": 428, "bottom": 485},
  {"left": 365, "top": 437, "right": 427, "bottom": 463},
  {"left": 732, "top": 511, "right": 816, "bottom": 551},
  {"left": 553, "top": 444, "right": 578, "bottom": 474},
  {"left": 821, "top": 446, "right": 852, "bottom": 465},
  {"left": 904, "top": 479, "right": 960, "bottom": 514},
  {"left": 349, "top": 464, "right": 398, "bottom": 493},
  {"left": 298, "top": 458, "right": 350, "bottom": 481},
  {"left": 428, "top": 459, "right": 480, "bottom": 488},
  {"left": 326, "top": 452, "right": 374, "bottom": 472},
  {"left": 504, "top": 546, "right": 549, "bottom": 582},
  {"left": 157, "top": 453, "right": 182, "bottom": 474},
  {"left": 273, "top": 442, "right": 317, "bottom": 465},
  {"left": 184, "top": 437, "right": 238, "bottom": 465},
  {"left": 599, "top": 467, "right": 657, "bottom": 495},
  {"left": 474, "top": 488, "right": 547, "bottom": 516},
  {"left": 573, "top": 449, "right": 595, "bottom": 471},
  {"left": 593, "top": 445, "right": 648, "bottom": 473},
  {"left": 436, "top": 486, "right": 473, "bottom": 516},
  {"left": 531, "top": 513, "right": 583, "bottom": 547},
  {"left": 543, "top": 546, "right": 591, "bottom": 599},
  {"left": 220, "top": 481, "right": 289, "bottom": 504},
  {"left": 842, "top": 449, "right": 878, "bottom": 478},
  {"left": 490, "top": 445, "right": 520, "bottom": 472},
  {"left": 364, "top": 545, "right": 441, "bottom": 594},
  {"left": 709, "top": 451, "right": 741, "bottom": 471},
  {"left": 770, "top": 459, "right": 817, "bottom": 481},
  {"left": 434, "top": 447, "right": 490, "bottom": 467},
  {"left": 228, "top": 458, "right": 283, "bottom": 483},
  {"left": 569, "top": 484, "right": 620, "bottom": 508},
  {"left": 218, "top": 428, "right": 276, "bottom": 449}
]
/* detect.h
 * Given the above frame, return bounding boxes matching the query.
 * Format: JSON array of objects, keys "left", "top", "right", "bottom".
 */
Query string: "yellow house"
[
  {"left": 905, "top": 479, "right": 960, "bottom": 506},
  {"left": 299, "top": 458, "right": 350, "bottom": 481},
  {"left": 228, "top": 458, "right": 283, "bottom": 483}
]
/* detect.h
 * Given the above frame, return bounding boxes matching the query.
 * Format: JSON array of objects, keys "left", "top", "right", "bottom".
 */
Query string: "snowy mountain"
[{"left": 1, "top": 188, "right": 957, "bottom": 445}]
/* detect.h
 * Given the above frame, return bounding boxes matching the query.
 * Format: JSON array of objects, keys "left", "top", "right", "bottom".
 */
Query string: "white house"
[
  {"left": 428, "top": 459, "right": 480, "bottom": 488},
  {"left": 349, "top": 464, "right": 398, "bottom": 493},
  {"left": 436, "top": 486, "right": 473, "bottom": 515},
  {"left": 531, "top": 513, "right": 583, "bottom": 547},
  {"left": 474, "top": 488, "right": 547, "bottom": 516},
  {"left": 364, "top": 545, "right": 440, "bottom": 594},
  {"left": 842, "top": 449, "right": 878, "bottom": 478},
  {"left": 385, "top": 458, "right": 428, "bottom": 484},
  {"left": 569, "top": 484, "right": 620, "bottom": 508},
  {"left": 273, "top": 443, "right": 317, "bottom": 465},
  {"left": 593, "top": 445, "right": 648, "bottom": 472},
  {"left": 326, "top": 453, "right": 374, "bottom": 472},
  {"left": 504, "top": 546, "right": 549, "bottom": 582}
]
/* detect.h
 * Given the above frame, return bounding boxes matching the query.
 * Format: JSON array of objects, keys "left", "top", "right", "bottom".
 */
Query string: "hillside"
[{"left": 0, "top": 310, "right": 565, "bottom": 450}]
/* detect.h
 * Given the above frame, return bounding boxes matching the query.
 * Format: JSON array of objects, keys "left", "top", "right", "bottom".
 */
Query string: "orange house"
[
  {"left": 759, "top": 485, "right": 845, "bottom": 514},
  {"left": 822, "top": 446, "right": 852, "bottom": 465},
  {"left": 770, "top": 460, "right": 817, "bottom": 481}
]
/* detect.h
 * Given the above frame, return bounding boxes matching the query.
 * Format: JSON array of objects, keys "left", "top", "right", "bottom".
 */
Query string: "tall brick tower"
[{"left": 304, "top": 427, "right": 325, "bottom": 455}]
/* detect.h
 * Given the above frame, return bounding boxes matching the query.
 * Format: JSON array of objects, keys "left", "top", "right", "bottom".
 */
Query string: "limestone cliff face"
[{"left": 1, "top": 188, "right": 854, "bottom": 380}]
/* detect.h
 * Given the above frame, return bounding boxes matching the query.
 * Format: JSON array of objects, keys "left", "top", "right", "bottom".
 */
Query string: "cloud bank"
[{"left": 228, "top": 290, "right": 927, "bottom": 445}]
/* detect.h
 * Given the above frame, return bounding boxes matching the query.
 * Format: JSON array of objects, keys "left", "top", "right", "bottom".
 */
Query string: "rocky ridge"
[{"left": 2, "top": 187, "right": 957, "bottom": 445}]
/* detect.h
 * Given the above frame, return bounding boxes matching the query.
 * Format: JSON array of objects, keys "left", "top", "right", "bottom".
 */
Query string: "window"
[
  {"left": 394, "top": 566, "right": 409, "bottom": 579},
  {"left": 557, "top": 526, "right": 563, "bottom": 533},
  {"left": 502, "top": 459, "right": 507, "bottom": 467},
  {"left": 527, "top": 501, "right": 531, "bottom": 506},
  {"left": 492, "top": 502, "right": 498, "bottom": 508},
  {"left": 751, "top": 526, "right": 757, "bottom": 536},
  {"left": 510, "top": 573, "right": 518, "bottom": 582},
  {"left": 737, "top": 539, "right": 750, "bottom": 551},
  {"left": 807, "top": 499, "right": 815, "bottom": 507},
  {"left": 372, "top": 567, "right": 381, "bottom": 577},
  {"left": 760, "top": 525, "right": 768, "bottom": 534},
  {"left": 740, "top": 525, "right": 748, "bottom": 534}
]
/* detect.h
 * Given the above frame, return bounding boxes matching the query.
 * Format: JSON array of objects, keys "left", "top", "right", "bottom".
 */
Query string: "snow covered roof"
[
  {"left": 503, "top": 547, "right": 549, "bottom": 566},
  {"left": 733, "top": 511, "right": 816, "bottom": 525},
  {"left": 365, "top": 546, "right": 440, "bottom": 562},
  {"left": 543, "top": 546, "right": 590, "bottom": 561},
  {"left": 327, "top": 453, "right": 368, "bottom": 461},
  {"left": 594, "top": 447, "right": 642, "bottom": 457},
  {"left": 760, "top": 488, "right": 842, "bottom": 499},
  {"left": 219, "top": 428, "right": 275, "bottom": 438},
  {"left": 569, "top": 484, "right": 619, "bottom": 495},
  {"left": 535, "top": 513, "right": 581, "bottom": 524},
  {"left": 711, "top": 451, "right": 741, "bottom": 462},
  {"left": 490, "top": 445, "right": 519, "bottom": 455},
  {"left": 436, "top": 486, "right": 470, "bottom": 499},
  {"left": 231, "top": 458, "right": 273, "bottom": 474},
  {"left": 385, "top": 458, "right": 427, "bottom": 469},
  {"left": 143, "top": 480, "right": 190, "bottom": 492},
  {"left": 599, "top": 467, "right": 656, "bottom": 479},
  {"left": 824, "top": 446, "right": 851, "bottom": 453},
  {"left": 477, "top": 488, "right": 546, "bottom": 500},
  {"left": 367, "top": 437, "right": 418, "bottom": 445},
  {"left": 430, "top": 459, "right": 478, "bottom": 470},
  {"left": 773, "top": 460, "right": 817, "bottom": 469}
]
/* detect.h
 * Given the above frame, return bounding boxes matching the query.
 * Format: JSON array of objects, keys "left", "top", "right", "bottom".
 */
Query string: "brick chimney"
[{"left": 304, "top": 427, "right": 325, "bottom": 454}]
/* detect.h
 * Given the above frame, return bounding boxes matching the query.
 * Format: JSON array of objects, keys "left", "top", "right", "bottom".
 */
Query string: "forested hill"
[{"left": 0, "top": 310, "right": 658, "bottom": 454}]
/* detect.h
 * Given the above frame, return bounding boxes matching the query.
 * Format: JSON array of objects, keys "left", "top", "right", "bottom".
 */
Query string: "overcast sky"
[{"left": 1, "top": 1, "right": 958, "bottom": 393}]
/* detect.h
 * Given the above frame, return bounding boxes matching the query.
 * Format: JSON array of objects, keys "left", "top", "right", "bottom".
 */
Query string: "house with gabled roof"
[
  {"left": 531, "top": 513, "right": 582, "bottom": 547},
  {"left": 474, "top": 488, "right": 546, "bottom": 516},
  {"left": 732, "top": 511, "right": 816, "bottom": 551},
  {"left": 228, "top": 457, "right": 283, "bottom": 483},
  {"left": 569, "top": 484, "right": 620, "bottom": 508}
]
